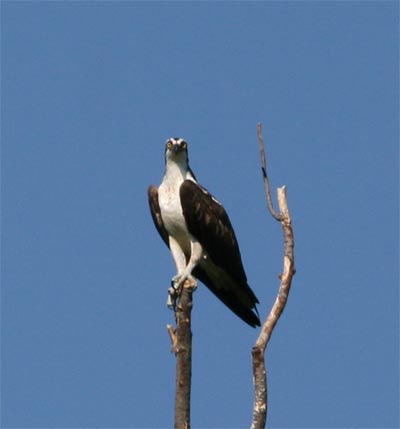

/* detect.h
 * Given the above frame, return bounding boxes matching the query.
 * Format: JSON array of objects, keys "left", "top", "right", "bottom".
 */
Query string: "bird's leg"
[
  {"left": 167, "top": 240, "right": 202, "bottom": 309},
  {"left": 166, "top": 238, "right": 188, "bottom": 310},
  {"left": 166, "top": 239, "right": 202, "bottom": 310}
]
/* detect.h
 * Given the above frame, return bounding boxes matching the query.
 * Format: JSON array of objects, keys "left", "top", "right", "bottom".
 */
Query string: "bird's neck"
[{"left": 163, "top": 159, "right": 190, "bottom": 185}]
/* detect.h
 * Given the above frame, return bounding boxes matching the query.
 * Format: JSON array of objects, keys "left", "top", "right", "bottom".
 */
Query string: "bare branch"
[
  {"left": 257, "top": 123, "right": 282, "bottom": 221},
  {"left": 167, "top": 278, "right": 196, "bottom": 429},
  {"left": 251, "top": 124, "right": 296, "bottom": 429}
]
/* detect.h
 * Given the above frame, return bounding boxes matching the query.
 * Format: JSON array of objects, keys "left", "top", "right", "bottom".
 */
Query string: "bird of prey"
[{"left": 148, "top": 138, "right": 260, "bottom": 327}]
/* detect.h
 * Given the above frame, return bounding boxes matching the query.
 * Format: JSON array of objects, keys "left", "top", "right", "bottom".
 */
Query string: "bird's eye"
[
  {"left": 181, "top": 141, "right": 187, "bottom": 149},
  {"left": 166, "top": 141, "right": 173, "bottom": 149}
]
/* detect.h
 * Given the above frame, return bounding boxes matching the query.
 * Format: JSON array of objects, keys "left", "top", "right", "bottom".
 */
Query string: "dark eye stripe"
[{"left": 165, "top": 137, "right": 188, "bottom": 149}]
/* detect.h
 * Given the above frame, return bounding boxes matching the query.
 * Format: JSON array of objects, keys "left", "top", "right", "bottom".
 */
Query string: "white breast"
[
  {"left": 158, "top": 165, "right": 191, "bottom": 253},
  {"left": 159, "top": 184, "right": 186, "bottom": 235}
]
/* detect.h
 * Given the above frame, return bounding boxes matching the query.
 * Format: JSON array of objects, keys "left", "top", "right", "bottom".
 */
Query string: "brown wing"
[
  {"left": 148, "top": 185, "right": 169, "bottom": 248},
  {"left": 180, "top": 180, "right": 260, "bottom": 327}
]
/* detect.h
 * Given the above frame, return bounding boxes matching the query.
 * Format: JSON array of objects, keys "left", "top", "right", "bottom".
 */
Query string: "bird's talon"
[
  {"left": 171, "top": 275, "right": 182, "bottom": 289},
  {"left": 167, "top": 288, "right": 176, "bottom": 309},
  {"left": 184, "top": 276, "right": 197, "bottom": 291},
  {"left": 167, "top": 279, "right": 182, "bottom": 310}
]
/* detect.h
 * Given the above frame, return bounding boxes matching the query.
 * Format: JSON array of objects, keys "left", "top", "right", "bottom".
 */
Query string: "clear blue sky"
[{"left": 2, "top": 2, "right": 398, "bottom": 428}]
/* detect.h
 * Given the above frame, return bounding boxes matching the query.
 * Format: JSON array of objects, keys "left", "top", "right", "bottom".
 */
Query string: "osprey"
[{"left": 148, "top": 138, "right": 260, "bottom": 327}]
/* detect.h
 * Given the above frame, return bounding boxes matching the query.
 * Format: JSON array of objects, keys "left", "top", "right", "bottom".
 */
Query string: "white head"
[{"left": 164, "top": 137, "right": 189, "bottom": 166}]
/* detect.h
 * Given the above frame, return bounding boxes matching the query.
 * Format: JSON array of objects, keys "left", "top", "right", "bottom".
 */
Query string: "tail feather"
[{"left": 193, "top": 266, "right": 260, "bottom": 327}]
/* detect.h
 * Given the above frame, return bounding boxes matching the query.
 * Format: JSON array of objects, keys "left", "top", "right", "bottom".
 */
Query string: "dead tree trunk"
[
  {"left": 251, "top": 123, "right": 296, "bottom": 429},
  {"left": 167, "top": 278, "right": 196, "bottom": 429}
]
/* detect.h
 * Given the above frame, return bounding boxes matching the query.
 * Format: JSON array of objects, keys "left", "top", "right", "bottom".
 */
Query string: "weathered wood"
[
  {"left": 251, "top": 124, "right": 296, "bottom": 429},
  {"left": 167, "top": 278, "right": 196, "bottom": 429}
]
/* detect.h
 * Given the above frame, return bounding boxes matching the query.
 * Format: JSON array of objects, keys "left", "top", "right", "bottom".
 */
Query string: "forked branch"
[{"left": 251, "top": 123, "right": 296, "bottom": 429}]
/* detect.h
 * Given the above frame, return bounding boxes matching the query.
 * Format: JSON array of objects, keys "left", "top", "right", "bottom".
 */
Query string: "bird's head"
[{"left": 164, "top": 137, "right": 189, "bottom": 166}]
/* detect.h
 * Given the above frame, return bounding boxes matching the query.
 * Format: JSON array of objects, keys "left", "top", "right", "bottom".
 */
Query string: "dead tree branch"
[
  {"left": 251, "top": 123, "right": 296, "bottom": 429},
  {"left": 167, "top": 278, "right": 196, "bottom": 429},
  {"left": 257, "top": 124, "right": 282, "bottom": 221}
]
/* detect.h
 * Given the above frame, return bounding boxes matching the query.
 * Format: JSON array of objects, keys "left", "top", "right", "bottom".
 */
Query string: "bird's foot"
[
  {"left": 166, "top": 274, "right": 197, "bottom": 310},
  {"left": 166, "top": 275, "right": 182, "bottom": 310},
  {"left": 182, "top": 275, "right": 198, "bottom": 292}
]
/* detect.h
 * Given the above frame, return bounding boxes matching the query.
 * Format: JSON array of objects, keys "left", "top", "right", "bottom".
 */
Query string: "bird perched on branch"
[{"left": 148, "top": 138, "right": 260, "bottom": 327}]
